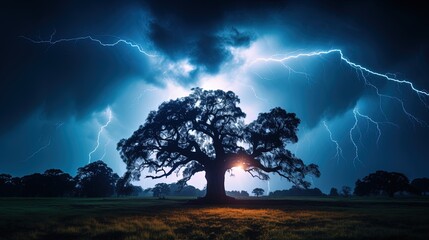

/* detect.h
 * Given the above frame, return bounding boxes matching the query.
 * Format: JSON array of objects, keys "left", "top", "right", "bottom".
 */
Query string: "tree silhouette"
[
  {"left": 269, "top": 186, "right": 324, "bottom": 197},
  {"left": 75, "top": 160, "right": 119, "bottom": 197},
  {"left": 354, "top": 170, "right": 409, "bottom": 197},
  {"left": 118, "top": 88, "right": 320, "bottom": 202},
  {"left": 116, "top": 171, "right": 137, "bottom": 196},
  {"left": 116, "top": 176, "right": 133, "bottom": 196},
  {"left": 42, "top": 169, "right": 75, "bottom": 197},
  {"left": 252, "top": 188, "right": 264, "bottom": 197},
  {"left": 226, "top": 190, "right": 249, "bottom": 198},
  {"left": 12, "top": 170, "right": 75, "bottom": 197},
  {"left": 167, "top": 183, "right": 205, "bottom": 197},
  {"left": 21, "top": 173, "right": 45, "bottom": 197},
  {"left": 152, "top": 183, "right": 170, "bottom": 198},
  {"left": 329, "top": 187, "right": 339, "bottom": 196}
]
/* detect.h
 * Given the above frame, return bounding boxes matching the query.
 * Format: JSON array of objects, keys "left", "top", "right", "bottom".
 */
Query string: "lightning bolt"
[
  {"left": 354, "top": 108, "right": 382, "bottom": 145},
  {"left": 349, "top": 109, "right": 361, "bottom": 167},
  {"left": 253, "top": 49, "right": 428, "bottom": 166},
  {"left": 267, "top": 180, "right": 270, "bottom": 195},
  {"left": 24, "top": 121, "right": 65, "bottom": 162},
  {"left": 21, "top": 30, "right": 156, "bottom": 57},
  {"left": 136, "top": 87, "right": 158, "bottom": 102},
  {"left": 238, "top": 82, "right": 268, "bottom": 103},
  {"left": 23, "top": 31, "right": 427, "bottom": 167},
  {"left": 88, "top": 107, "right": 113, "bottom": 163},
  {"left": 22, "top": 31, "right": 427, "bottom": 110},
  {"left": 253, "top": 49, "right": 429, "bottom": 97},
  {"left": 357, "top": 67, "right": 424, "bottom": 126},
  {"left": 25, "top": 139, "right": 51, "bottom": 161},
  {"left": 323, "top": 121, "right": 344, "bottom": 163},
  {"left": 349, "top": 107, "right": 390, "bottom": 166}
]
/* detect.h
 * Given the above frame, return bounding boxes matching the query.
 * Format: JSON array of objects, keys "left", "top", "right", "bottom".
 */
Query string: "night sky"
[{"left": 1, "top": 0, "right": 428, "bottom": 194}]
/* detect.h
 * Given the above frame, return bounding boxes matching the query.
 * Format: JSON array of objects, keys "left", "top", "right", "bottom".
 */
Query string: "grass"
[{"left": 0, "top": 197, "right": 428, "bottom": 239}]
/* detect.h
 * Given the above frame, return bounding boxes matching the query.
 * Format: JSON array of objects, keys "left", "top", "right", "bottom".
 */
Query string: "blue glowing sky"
[{"left": 1, "top": 1, "right": 428, "bottom": 194}]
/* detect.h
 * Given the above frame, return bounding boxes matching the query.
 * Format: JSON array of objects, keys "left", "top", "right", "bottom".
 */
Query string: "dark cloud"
[
  {"left": 0, "top": 0, "right": 152, "bottom": 134},
  {"left": 149, "top": 22, "right": 186, "bottom": 59},
  {"left": 225, "top": 28, "right": 255, "bottom": 48},
  {"left": 143, "top": 0, "right": 429, "bottom": 126},
  {"left": 276, "top": 1, "right": 429, "bottom": 83},
  {"left": 190, "top": 35, "right": 231, "bottom": 74},
  {"left": 188, "top": 29, "right": 254, "bottom": 73},
  {"left": 2, "top": 0, "right": 428, "bottom": 134},
  {"left": 1, "top": 0, "right": 428, "bottom": 131},
  {"left": 144, "top": 0, "right": 267, "bottom": 75},
  {"left": 143, "top": 0, "right": 286, "bottom": 31},
  {"left": 148, "top": 24, "right": 255, "bottom": 76}
]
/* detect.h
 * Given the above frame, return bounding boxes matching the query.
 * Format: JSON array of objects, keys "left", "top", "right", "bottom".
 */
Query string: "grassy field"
[{"left": 0, "top": 197, "right": 428, "bottom": 240}]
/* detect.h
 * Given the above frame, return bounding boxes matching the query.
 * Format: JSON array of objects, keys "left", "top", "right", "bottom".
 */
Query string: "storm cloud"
[{"left": 2, "top": 0, "right": 428, "bottom": 132}]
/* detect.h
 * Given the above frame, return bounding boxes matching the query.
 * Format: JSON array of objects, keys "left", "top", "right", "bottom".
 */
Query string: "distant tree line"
[
  {"left": 226, "top": 190, "right": 249, "bottom": 198},
  {"left": 269, "top": 186, "right": 324, "bottom": 197},
  {"left": 326, "top": 170, "right": 429, "bottom": 198},
  {"left": 353, "top": 170, "right": 429, "bottom": 197},
  {"left": 2, "top": 165, "right": 428, "bottom": 198},
  {"left": 148, "top": 183, "right": 206, "bottom": 198},
  {"left": 266, "top": 170, "right": 429, "bottom": 198},
  {"left": 147, "top": 184, "right": 254, "bottom": 199},
  {"left": 0, "top": 161, "right": 142, "bottom": 198},
  {"left": 146, "top": 185, "right": 271, "bottom": 199}
]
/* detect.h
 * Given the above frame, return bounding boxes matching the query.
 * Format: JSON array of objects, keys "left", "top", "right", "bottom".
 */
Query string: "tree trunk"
[
  {"left": 205, "top": 167, "right": 226, "bottom": 199},
  {"left": 203, "top": 167, "right": 235, "bottom": 203}
]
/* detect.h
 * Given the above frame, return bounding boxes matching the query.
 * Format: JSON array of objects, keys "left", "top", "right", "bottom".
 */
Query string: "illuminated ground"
[{"left": 1, "top": 197, "right": 428, "bottom": 240}]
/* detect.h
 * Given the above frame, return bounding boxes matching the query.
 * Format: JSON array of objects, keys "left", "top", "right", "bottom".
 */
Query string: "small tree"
[
  {"left": 252, "top": 188, "right": 264, "bottom": 197},
  {"left": 152, "top": 183, "right": 170, "bottom": 198},
  {"left": 75, "top": 160, "right": 119, "bottom": 197},
  {"left": 329, "top": 187, "right": 339, "bottom": 196},
  {"left": 341, "top": 186, "right": 351, "bottom": 197}
]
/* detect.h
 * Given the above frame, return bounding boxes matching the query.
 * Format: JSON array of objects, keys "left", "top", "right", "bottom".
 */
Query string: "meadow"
[{"left": 0, "top": 197, "right": 428, "bottom": 240}]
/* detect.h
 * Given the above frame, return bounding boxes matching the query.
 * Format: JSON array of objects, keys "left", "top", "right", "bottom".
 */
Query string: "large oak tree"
[{"left": 118, "top": 88, "right": 320, "bottom": 201}]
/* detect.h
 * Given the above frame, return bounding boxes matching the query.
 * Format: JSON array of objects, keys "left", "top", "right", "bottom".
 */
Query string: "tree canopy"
[
  {"left": 75, "top": 160, "right": 119, "bottom": 197},
  {"left": 118, "top": 88, "right": 320, "bottom": 201},
  {"left": 252, "top": 188, "right": 264, "bottom": 197}
]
